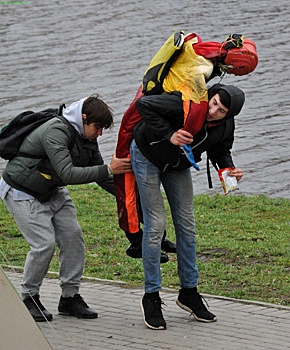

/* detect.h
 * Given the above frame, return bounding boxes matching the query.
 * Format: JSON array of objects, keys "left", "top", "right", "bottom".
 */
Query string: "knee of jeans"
[
  {"left": 150, "top": 215, "right": 166, "bottom": 232},
  {"left": 144, "top": 220, "right": 166, "bottom": 243}
]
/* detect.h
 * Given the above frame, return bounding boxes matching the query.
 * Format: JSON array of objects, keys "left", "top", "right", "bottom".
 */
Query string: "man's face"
[
  {"left": 82, "top": 114, "right": 103, "bottom": 141},
  {"left": 206, "top": 93, "right": 229, "bottom": 122}
]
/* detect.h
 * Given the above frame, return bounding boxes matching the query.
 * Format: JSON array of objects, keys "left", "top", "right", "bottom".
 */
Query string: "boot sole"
[
  {"left": 33, "top": 315, "right": 53, "bottom": 322},
  {"left": 176, "top": 299, "right": 217, "bottom": 323},
  {"left": 58, "top": 311, "right": 98, "bottom": 319}
]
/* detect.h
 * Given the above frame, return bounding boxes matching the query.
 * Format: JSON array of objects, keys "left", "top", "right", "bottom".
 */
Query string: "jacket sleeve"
[
  {"left": 207, "top": 120, "right": 235, "bottom": 169},
  {"left": 42, "top": 123, "right": 109, "bottom": 184},
  {"left": 208, "top": 144, "right": 235, "bottom": 170},
  {"left": 135, "top": 92, "right": 184, "bottom": 140},
  {"left": 96, "top": 176, "right": 116, "bottom": 196}
]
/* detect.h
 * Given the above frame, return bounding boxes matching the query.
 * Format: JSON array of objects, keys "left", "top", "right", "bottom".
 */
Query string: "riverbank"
[{"left": 1, "top": 184, "right": 289, "bottom": 306}]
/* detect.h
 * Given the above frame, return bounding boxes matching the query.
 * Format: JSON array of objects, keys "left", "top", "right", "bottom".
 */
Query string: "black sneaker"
[
  {"left": 161, "top": 238, "right": 176, "bottom": 253},
  {"left": 23, "top": 294, "right": 53, "bottom": 322},
  {"left": 125, "top": 244, "right": 142, "bottom": 258},
  {"left": 176, "top": 287, "right": 217, "bottom": 322},
  {"left": 126, "top": 245, "right": 169, "bottom": 264},
  {"left": 140, "top": 295, "right": 166, "bottom": 330},
  {"left": 58, "top": 294, "right": 98, "bottom": 319}
]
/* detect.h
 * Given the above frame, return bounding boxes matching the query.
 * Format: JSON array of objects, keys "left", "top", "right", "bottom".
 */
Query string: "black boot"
[
  {"left": 23, "top": 294, "right": 53, "bottom": 322},
  {"left": 161, "top": 230, "right": 176, "bottom": 253},
  {"left": 58, "top": 294, "right": 98, "bottom": 319},
  {"left": 125, "top": 230, "right": 169, "bottom": 263}
]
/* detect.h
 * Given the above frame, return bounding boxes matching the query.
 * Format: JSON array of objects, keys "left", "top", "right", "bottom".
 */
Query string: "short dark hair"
[
  {"left": 82, "top": 94, "right": 114, "bottom": 129},
  {"left": 218, "top": 89, "right": 231, "bottom": 109}
]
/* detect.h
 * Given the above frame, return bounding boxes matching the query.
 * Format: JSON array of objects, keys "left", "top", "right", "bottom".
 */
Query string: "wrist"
[{"left": 107, "top": 164, "right": 114, "bottom": 175}]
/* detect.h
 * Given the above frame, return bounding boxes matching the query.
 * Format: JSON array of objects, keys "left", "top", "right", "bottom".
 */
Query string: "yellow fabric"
[
  {"left": 163, "top": 37, "right": 214, "bottom": 103},
  {"left": 143, "top": 31, "right": 184, "bottom": 94}
]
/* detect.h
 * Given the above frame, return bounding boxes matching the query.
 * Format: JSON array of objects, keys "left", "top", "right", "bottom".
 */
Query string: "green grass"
[{"left": 1, "top": 184, "right": 289, "bottom": 306}]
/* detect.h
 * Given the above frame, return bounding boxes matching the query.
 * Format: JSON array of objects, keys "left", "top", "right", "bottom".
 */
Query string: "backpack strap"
[
  {"left": 17, "top": 110, "right": 76, "bottom": 159},
  {"left": 57, "top": 114, "right": 76, "bottom": 150},
  {"left": 58, "top": 104, "right": 66, "bottom": 116},
  {"left": 142, "top": 30, "right": 185, "bottom": 95}
]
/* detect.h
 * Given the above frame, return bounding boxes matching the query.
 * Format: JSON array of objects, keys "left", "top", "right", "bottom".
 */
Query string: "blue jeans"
[{"left": 130, "top": 140, "right": 198, "bottom": 293}]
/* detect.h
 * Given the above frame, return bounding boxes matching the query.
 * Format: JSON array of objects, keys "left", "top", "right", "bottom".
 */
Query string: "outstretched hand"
[
  {"left": 109, "top": 154, "right": 132, "bottom": 175},
  {"left": 228, "top": 168, "right": 243, "bottom": 182}
]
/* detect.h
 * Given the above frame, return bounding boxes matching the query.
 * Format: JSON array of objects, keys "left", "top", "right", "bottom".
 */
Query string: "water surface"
[{"left": 1, "top": 0, "right": 289, "bottom": 198}]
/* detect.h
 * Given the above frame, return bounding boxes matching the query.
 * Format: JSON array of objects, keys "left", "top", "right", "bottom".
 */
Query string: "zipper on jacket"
[
  {"left": 157, "top": 125, "right": 209, "bottom": 172},
  {"left": 191, "top": 125, "right": 208, "bottom": 151},
  {"left": 149, "top": 139, "right": 166, "bottom": 146}
]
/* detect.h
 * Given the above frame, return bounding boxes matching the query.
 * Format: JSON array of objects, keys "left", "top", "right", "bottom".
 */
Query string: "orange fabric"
[
  {"left": 114, "top": 86, "right": 143, "bottom": 234},
  {"left": 124, "top": 171, "right": 140, "bottom": 233},
  {"left": 114, "top": 170, "right": 142, "bottom": 234},
  {"left": 183, "top": 100, "right": 190, "bottom": 124}
]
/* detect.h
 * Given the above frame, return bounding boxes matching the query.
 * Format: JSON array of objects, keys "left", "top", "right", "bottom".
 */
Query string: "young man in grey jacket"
[{"left": 0, "top": 94, "right": 131, "bottom": 322}]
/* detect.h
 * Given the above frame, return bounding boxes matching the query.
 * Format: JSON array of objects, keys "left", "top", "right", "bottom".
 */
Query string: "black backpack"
[{"left": 0, "top": 105, "right": 75, "bottom": 160}]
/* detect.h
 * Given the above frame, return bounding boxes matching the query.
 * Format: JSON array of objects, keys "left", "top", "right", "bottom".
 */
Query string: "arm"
[
  {"left": 207, "top": 119, "right": 243, "bottom": 182},
  {"left": 97, "top": 176, "right": 116, "bottom": 196},
  {"left": 135, "top": 92, "right": 184, "bottom": 140},
  {"left": 207, "top": 140, "right": 235, "bottom": 169},
  {"left": 43, "top": 122, "right": 131, "bottom": 185}
]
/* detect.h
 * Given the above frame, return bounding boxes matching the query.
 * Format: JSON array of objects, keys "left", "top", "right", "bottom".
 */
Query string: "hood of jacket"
[
  {"left": 62, "top": 97, "right": 86, "bottom": 136},
  {"left": 208, "top": 83, "right": 245, "bottom": 119}
]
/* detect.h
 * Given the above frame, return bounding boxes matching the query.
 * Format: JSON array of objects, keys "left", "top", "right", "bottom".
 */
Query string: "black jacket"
[{"left": 133, "top": 83, "right": 245, "bottom": 173}]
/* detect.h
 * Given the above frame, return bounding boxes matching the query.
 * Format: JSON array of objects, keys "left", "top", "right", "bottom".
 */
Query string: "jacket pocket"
[
  {"left": 36, "top": 159, "right": 65, "bottom": 186},
  {"left": 14, "top": 160, "right": 61, "bottom": 196},
  {"left": 149, "top": 139, "right": 180, "bottom": 168}
]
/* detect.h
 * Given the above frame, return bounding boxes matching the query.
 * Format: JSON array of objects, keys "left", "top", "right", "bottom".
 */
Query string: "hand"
[
  {"left": 109, "top": 154, "right": 132, "bottom": 175},
  {"left": 170, "top": 129, "right": 193, "bottom": 146},
  {"left": 229, "top": 168, "right": 243, "bottom": 182}
]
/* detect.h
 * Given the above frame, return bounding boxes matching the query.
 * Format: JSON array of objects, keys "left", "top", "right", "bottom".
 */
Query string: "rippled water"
[{"left": 1, "top": 0, "right": 289, "bottom": 198}]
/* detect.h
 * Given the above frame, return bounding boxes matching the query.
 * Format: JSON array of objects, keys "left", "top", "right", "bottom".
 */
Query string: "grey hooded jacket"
[{"left": 2, "top": 98, "right": 114, "bottom": 201}]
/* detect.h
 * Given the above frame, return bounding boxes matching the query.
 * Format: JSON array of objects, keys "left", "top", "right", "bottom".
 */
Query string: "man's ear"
[{"left": 82, "top": 114, "right": 87, "bottom": 124}]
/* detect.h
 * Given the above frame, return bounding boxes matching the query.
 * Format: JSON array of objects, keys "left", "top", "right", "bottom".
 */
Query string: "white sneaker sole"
[
  {"left": 176, "top": 299, "right": 217, "bottom": 323},
  {"left": 140, "top": 299, "right": 166, "bottom": 330}
]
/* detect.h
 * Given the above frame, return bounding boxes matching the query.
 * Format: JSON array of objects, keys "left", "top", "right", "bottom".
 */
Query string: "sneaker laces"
[
  {"left": 200, "top": 293, "right": 209, "bottom": 309},
  {"left": 159, "top": 299, "right": 166, "bottom": 311},
  {"left": 190, "top": 292, "right": 209, "bottom": 315},
  {"left": 148, "top": 297, "right": 166, "bottom": 316}
]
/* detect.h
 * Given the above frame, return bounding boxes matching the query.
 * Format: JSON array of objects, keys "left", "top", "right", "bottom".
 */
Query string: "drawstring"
[
  {"left": 207, "top": 157, "right": 213, "bottom": 189},
  {"left": 207, "top": 157, "right": 219, "bottom": 189}
]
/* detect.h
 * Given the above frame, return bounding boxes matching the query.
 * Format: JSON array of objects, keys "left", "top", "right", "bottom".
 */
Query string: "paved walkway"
[{"left": 5, "top": 271, "right": 290, "bottom": 350}]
